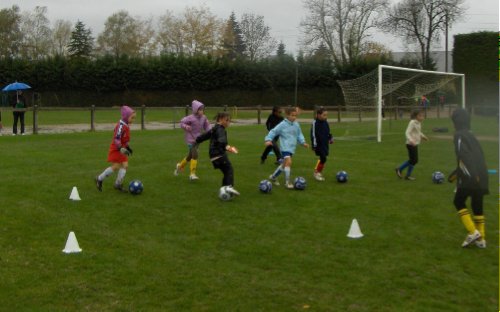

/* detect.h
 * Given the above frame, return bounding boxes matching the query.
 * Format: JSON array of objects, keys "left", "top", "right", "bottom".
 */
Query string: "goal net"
[{"left": 337, "top": 65, "right": 465, "bottom": 142}]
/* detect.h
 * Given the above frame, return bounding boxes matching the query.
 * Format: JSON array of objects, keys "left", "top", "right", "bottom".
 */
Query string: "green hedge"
[{"left": 453, "top": 31, "right": 499, "bottom": 114}]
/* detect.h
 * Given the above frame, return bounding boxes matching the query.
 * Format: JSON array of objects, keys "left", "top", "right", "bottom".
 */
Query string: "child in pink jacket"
[{"left": 174, "top": 100, "right": 211, "bottom": 180}]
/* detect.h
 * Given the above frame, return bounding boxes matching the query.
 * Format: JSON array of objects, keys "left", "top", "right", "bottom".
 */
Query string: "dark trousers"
[
  {"left": 212, "top": 155, "right": 234, "bottom": 186},
  {"left": 261, "top": 137, "right": 281, "bottom": 161},
  {"left": 454, "top": 188, "right": 484, "bottom": 216},
  {"left": 406, "top": 144, "right": 418, "bottom": 165},
  {"left": 13, "top": 111, "right": 25, "bottom": 134}
]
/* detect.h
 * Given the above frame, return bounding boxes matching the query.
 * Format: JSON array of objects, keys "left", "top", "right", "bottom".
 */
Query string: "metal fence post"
[
  {"left": 185, "top": 105, "right": 189, "bottom": 116},
  {"left": 358, "top": 105, "right": 362, "bottom": 122},
  {"left": 90, "top": 105, "right": 95, "bottom": 131},
  {"left": 257, "top": 105, "right": 261, "bottom": 125},
  {"left": 337, "top": 105, "right": 341, "bottom": 123},
  {"left": 32, "top": 105, "right": 38, "bottom": 134},
  {"left": 141, "top": 105, "right": 146, "bottom": 130}
]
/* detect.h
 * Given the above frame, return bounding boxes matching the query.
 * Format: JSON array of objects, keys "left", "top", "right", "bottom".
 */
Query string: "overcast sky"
[{"left": 2, "top": 0, "right": 498, "bottom": 55}]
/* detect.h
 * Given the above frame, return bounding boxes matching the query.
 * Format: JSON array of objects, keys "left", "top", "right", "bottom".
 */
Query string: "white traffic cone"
[
  {"left": 347, "top": 219, "right": 364, "bottom": 238},
  {"left": 69, "top": 186, "right": 81, "bottom": 201},
  {"left": 62, "top": 231, "right": 82, "bottom": 253}
]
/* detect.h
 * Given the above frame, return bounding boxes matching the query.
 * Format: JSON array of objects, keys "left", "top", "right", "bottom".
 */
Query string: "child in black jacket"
[
  {"left": 260, "top": 106, "right": 284, "bottom": 164},
  {"left": 196, "top": 112, "right": 240, "bottom": 196},
  {"left": 311, "top": 107, "right": 333, "bottom": 181},
  {"left": 450, "top": 108, "right": 489, "bottom": 248}
]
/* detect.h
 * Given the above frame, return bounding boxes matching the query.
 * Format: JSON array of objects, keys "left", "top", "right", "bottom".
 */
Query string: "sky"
[{"left": 2, "top": 0, "right": 498, "bottom": 55}]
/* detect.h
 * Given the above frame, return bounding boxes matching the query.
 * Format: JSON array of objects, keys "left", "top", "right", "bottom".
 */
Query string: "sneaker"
[
  {"left": 474, "top": 239, "right": 486, "bottom": 249},
  {"left": 405, "top": 176, "right": 416, "bottom": 181},
  {"left": 95, "top": 176, "right": 103, "bottom": 192},
  {"left": 461, "top": 229, "right": 481, "bottom": 247},
  {"left": 269, "top": 174, "right": 280, "bottom": 186},
  {"left": 189, "top": 174, "right": 199, "bottom": 181},
  {"left": 395, "top": 168, "right": 402, "bottom": 179},
  {"left": 314, "top": 172, "right": 325, "bottom": 181},
  {"left": 285, "top": 183, "right": 295, "bottom": 189},
  {"left": 114, "top": 183, "right": 128, "bottom": 193},
  {"left": 174, "top": 163, "right": 183, "bottom": 176},
  {"left": 225, "top": 186, "right": 240, "bottom": 196}
]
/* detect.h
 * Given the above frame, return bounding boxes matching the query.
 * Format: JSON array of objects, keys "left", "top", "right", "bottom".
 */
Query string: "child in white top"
[{"left": 396, "top": 110, "right": 428, "bottom": 180}]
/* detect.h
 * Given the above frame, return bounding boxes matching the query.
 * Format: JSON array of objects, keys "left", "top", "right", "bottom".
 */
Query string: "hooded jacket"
[
  {"left": 452, "top": 109, "right": 489, "bottom": 194},
  {"left": 180, "top": 100, "right": 211, "bottom": 145},
  {"left": 265, "top": 118, "right": 305, "bottom": 154},
  {"left": 112, "top": 105, "right": 135, "bottom": 149}
]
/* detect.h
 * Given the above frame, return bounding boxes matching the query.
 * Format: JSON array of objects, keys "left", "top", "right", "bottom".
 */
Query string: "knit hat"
[{"left": 121, "top": 105, "right": 135, "bottom": 121}]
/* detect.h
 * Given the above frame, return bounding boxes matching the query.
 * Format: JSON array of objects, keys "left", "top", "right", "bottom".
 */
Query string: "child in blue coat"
[{"left": 265, "top": 107, "right": 309, "bottom": 189}]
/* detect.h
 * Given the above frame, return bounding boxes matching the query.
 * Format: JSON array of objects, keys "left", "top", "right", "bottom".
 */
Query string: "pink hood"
[
  {"left": 191, "top": 100, "right": 204, "bottom": 114},
  {"left": 121, "top": 105, "right": 135, "bottom": 122}
]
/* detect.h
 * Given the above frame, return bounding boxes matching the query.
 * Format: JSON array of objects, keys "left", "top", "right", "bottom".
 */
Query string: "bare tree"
[
  {"left": 381, "top": 0, "right": 465, "bottom": 69},
  {"left": 301, "top": 0, "right": 388, "bottom": 69},
  {"left": 19, "top": 6, "right": 52, "bottom": 59},
  {"left": 52, "top": 19, "right": 72, "bottom": 56},
  {"left": 157, "top": 10, "right": 186, "bottom": 55},
  {"left": 240, "top": 13, "right": 277, "bottom": 61},
  {"left": 0, "top": 5, "right": 23, "bottom": 58}
]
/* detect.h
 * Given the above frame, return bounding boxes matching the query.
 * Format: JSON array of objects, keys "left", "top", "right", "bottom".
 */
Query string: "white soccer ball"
[{"left": 218, "top": 186, "right": 234, "bottom": 201}]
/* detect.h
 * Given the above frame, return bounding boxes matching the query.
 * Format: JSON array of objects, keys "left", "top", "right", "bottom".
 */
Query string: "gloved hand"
[
  {"left": 185, "top": 125, "right": 192, "bottom": 131},
  {"left": 120, "top": 146, "right": 133, "bottom": 156}
]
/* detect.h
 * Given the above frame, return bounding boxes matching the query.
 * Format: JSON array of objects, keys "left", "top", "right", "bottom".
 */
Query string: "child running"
[
  {"left": 396, "top": 110, "right": 428, "bottom": 180},
  {"left": 311, "top": 107, "right": 333, "bottom": 181},
  {"left": 95, "top": 105, "right": 136, "bottom": 192},
  {"left": 174, "top": 100, "right": 211, "bottom": 180},
  {"left": 265, "top": 107, "right": 309, "bottom": 189},
  {"left": 450, "top": 108, "right": 489, "bottom": 248},
  {"left": 260, "top": 106, "right": 283, "bottom": 164},
  {"left": 195, "top": 112, "right": 240, "bottom": 196}
]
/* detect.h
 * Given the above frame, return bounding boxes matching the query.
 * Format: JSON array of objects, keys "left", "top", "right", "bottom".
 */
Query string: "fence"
[{"left": 0, "top": 103, "right": 469, "bottom": 135}]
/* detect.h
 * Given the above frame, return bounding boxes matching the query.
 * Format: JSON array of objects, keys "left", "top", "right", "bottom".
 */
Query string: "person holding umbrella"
[{"left": 12, "top": 90, "right": 27, "bottom": 135}]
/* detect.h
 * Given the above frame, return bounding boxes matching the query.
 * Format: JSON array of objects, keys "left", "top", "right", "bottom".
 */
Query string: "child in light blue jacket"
[{"left": 265, "top": 107, "right": 309, "bottom": 189}]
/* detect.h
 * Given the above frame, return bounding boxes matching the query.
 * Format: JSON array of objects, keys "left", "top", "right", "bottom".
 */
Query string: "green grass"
[{"left": 0, "top": 116, "right": 498, "bottom": 311}]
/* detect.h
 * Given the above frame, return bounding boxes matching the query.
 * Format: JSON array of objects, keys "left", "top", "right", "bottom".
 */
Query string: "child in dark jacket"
[
  {"left": 450, "top": 108, "right": 489, "bottom": 248},
  {"left": 260, "top": 106, "right": 283, "bottom": 164},
  {"left": 196, "top": 112, "right": 240, "bottom": 196},
  {"left": 311, "top": 107, "right": 333, "bottom": 181}
]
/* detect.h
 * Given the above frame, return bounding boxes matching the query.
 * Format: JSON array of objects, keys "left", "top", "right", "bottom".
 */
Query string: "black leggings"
[
  {"left": 212, "top": 155, "right": 234, "bottom": 186},
  {"left": 454, "top": 188, "right": 484, "bottom": 216},
  {"left": 406, "top": 144, "right": 418, "bottom": 166},
  {"left": 13, "top": 111, "right": 25, "bottom": 134}
]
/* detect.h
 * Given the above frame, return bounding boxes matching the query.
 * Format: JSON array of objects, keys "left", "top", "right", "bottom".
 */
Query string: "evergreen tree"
[
  {"left": 67, "top": 20, "right": 94, "bottom": 58},
  {"left": 221, "top": 12, "right": 246, "bottom": 60},
  {"left": 276, "top": 42, "right": 286, "bottom": 57}
]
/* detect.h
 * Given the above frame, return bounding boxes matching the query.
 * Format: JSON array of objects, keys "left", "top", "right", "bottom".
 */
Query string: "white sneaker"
[
  {"left": 314, "top": 172, "right": 325, "bottom": 181},
  {"left": 461, "top": 230, "right": 481, "bottom": 247},
  {"left": 189, "top": 174, "right": 199, "bottom": 181},
  {"left": 474, "top": 239, "right": 486, "bottom": 248},
  {"left": 225, "top": 186, "right": 240, "bottom": 196},
  {"left": 174, "top": 163, "right": 182, "bottom": 176},
  {"left": 285, "top": 183, "right": 294, "bottom": 189},
  {"left": 269, "top": 175, "right": 280, "bottom": 186}
]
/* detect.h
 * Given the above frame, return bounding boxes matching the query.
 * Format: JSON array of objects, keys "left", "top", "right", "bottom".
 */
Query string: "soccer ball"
[
  {"left": 218, "top": 186, "right": 234, "bottom": 201},
  {"left": 432, "top": 171, "right": 445, "bottom": 184},
  {"left": 336, "top": 171, "right": 348, "bottom": 183},
  {"left": 128, "top": 180, "right": 143, "bottom": 195},
  {"left": 259, "top": 180, "right": 272, "bottom": 193},
  {"left": 293, "top": 176, "right": 307, "bottom": 190}
]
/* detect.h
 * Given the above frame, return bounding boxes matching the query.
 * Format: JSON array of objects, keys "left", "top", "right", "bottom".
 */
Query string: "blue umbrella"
[{"left": 2, "top": 82, "right": 31, "bottom": 92}]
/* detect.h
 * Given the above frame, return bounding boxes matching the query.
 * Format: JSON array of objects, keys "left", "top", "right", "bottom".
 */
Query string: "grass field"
[{"left": 0, "top": 115, "right": 498, "bottom": 311}]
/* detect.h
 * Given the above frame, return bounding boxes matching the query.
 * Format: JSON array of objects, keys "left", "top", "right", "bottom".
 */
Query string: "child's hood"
[
  {"left": 191, "top": 100, "right": 204, "bottom": 114},
  {"left": 452, "top": 108, "right": 470, "bottom": 131},
  {"left": 121, "top": 105, "right": 135, "bottom": 122}
]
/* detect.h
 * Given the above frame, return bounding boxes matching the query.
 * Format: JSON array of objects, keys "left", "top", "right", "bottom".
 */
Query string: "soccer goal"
[{"left": 337, "top": 65, "right": 465, "bottom": 142}]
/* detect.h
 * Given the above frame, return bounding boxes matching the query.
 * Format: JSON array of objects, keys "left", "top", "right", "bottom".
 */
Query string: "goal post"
[{"left": 337, "top": 65, "right": 465, "bottom": 142}]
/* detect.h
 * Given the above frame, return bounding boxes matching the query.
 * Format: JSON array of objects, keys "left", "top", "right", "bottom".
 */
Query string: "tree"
[
  {"left": 0, "top": 5, "right": 23, "bottom": 58},
  {"left": 240, "top": 13, "right": 277, "bottom": 61},
  {"left": 382, "top": 0, "right": 465, "bottom": 69},
  {"left": 157, "top": 10, "right": 186, "bottom": 55},
  {"left": 96, "top": 10, "right": 145, "bottom": 57},
  {"left": 301, "top": 0, "right": 388, "bottom": 70},
  {"left": 19, "top": 6, "right": 52, "bottom": 59},
  {"left": 67, "top": 20, "right": 94, "bottom": 59},
  {"left": 276, "top": 42, "right": 286, "bottom": 57},
  {"left": 221, "top": 12, "right": 246, "bottom": 60},
  {"left": 52, "top": 19, "right": 72, "bottom": 56}
]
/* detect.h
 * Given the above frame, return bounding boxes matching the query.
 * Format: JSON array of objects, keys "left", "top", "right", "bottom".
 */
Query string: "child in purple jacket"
[{"left": 174, "top": 100, "right": 211, "bottom": 180}]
